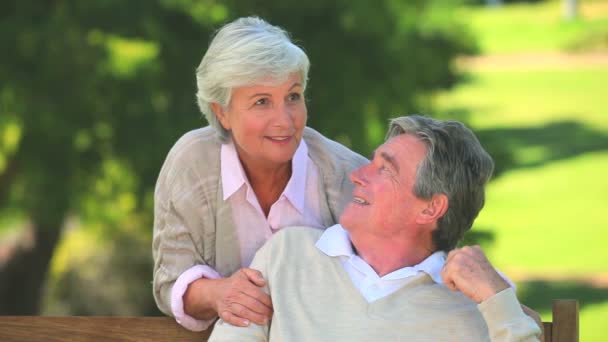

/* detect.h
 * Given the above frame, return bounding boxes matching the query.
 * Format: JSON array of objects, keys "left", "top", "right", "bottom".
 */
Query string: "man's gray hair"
[
  {"left": 386, "top": 115, "right": 495, "bottom": 252},
  {"left": 196, "top": 17, "right": 310, "bottom": 140}
]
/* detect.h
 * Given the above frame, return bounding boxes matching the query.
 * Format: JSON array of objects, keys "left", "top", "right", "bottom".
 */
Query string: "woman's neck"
[{"left": 240, "top": 158, "right": 292, "bottom": 217}]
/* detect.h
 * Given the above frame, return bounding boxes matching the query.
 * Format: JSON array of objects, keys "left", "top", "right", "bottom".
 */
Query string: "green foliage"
[{"left": 0, "top": 0, "right": 473, "bottom": 314}]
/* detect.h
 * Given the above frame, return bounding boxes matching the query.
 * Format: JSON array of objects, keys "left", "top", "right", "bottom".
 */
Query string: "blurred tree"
[
  {"left": 563, "top": 0, "right": 578, "bottom": 20},
  {"left": 0, "top": 0, "right": 474, "bottom": 314}
]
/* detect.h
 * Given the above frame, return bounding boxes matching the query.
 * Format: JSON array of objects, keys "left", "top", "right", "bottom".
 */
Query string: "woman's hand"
[
  {"left": 213, "top": 268, "right": 273, "bottom": 327},
  {"left": 184, "top": 268, "right": 273, "bottom": 327}
]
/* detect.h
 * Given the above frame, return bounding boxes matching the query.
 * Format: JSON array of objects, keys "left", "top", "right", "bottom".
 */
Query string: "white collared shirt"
[
  {"left": 315, "top": 224, "right": 447, "bottom": 302},
  {"left": 171, "top": 138, "right": 324, "bottom": 331},
  {"left": 221, "top": 138, "right": 325, "bottom": 267}
]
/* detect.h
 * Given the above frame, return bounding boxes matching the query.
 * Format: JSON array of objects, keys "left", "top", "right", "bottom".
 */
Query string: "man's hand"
[{"left": 441, "top": 245, "right": 509, "bottom": 303}]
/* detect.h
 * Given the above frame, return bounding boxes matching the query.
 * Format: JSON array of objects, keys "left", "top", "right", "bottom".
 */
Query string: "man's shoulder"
[
  {"left": 273, "top": 226, "right": 324, "bottom": 244},
  {"left": 408, "top": 282, "right": 480, "bottom": 314},
  {"left": 262, "top": 226, "right": 325, "bottom": 257}
]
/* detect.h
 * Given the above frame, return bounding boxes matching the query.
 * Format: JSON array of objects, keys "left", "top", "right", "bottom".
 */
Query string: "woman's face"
[{"left": 214, "top": 73, "right": 307, "bottom": 170}]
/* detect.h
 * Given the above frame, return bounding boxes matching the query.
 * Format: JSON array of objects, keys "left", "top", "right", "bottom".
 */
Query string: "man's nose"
[{"left": 350, "top": 165, "right": 369, "bottom": 186}]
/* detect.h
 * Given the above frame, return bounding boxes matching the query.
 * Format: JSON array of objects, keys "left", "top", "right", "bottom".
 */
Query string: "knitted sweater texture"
[{"left": 209, "top": 227, "right": 541, "bottom": 342}]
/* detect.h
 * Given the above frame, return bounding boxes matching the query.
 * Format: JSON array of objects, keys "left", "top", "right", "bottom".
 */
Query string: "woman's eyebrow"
[{"left": 289, "top": 83, "right": 302, "bottom": 91}]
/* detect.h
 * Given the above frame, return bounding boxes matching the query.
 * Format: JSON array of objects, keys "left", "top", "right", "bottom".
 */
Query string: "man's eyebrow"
[{"left": 380, "top": 151, "right": 399, "bottom": 173}]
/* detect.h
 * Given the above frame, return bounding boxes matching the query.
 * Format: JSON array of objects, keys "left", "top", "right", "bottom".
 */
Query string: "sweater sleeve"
[
  {"left": 477, "top": 288, "right": 542, "bottom": 342},
  {"left": 152, "top": 134, "right": 215, "bottom": 320},
  {"left": 208, "top": 236, "right": 272, "bottom": 342}
]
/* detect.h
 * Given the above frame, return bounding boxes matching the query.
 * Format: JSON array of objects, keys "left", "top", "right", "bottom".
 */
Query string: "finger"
[
  {"left": 229, "top": 285, "right": 273, "bottom": 317},
  {"left": 220, "top": 309, "right": 250, "bottom": 327},
  {"left": 238, "top": 280, "right": 273, "bottom": 310},
  {"left": 440, "top": 264, "right": 457, "bottom": 291},
  {"left": 242, "top": 268, "right": 267, "bottom": 286},
  {"left": 229, "top": 301, "right": 270, "bottom": 326},
  {"left": 444, "top": 248, "right": 459, "bottom": 265}
]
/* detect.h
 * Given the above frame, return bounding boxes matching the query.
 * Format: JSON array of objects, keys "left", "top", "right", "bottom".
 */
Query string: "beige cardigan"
[{"left": 152, "top": 126, "right": 368, "bottom": 316}]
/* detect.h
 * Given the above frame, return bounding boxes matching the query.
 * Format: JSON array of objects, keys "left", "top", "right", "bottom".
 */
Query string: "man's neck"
[{"left": 350, "top": 234, "right": 435, "bottom": 277}]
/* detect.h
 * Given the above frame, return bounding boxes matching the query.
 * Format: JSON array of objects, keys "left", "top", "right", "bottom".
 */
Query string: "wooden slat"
[
  {"left": 0, "top": 300, "right": 580, "bottom": 342},
  {"left": 552, "top": 299, "right": 579, "bottom": 342},
  {"left": 543, "top": 322, "right": 552, "bottom": 342},
  {"left": 0, "top": 316, "right": 211, "bottom": 342}
]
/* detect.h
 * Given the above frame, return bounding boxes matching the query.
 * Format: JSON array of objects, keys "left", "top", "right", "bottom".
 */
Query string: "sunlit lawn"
[
  {"left": 437, "top": 1, "right": 608, "bottom": 339},
  {"left": 579, "top": 302, "right": 608, "bottom": 341},
  {"left": 458, "top": 0, "right": 608, "bottom": 54},
  {"left": 476, "top": 151, "right": 608, "bottom": 274},
  {"left": 436, "top": 67, "right": 608, "bottom": 130},
  {"left": 436, "top": 63, "right": 608, "bottom": 340}
]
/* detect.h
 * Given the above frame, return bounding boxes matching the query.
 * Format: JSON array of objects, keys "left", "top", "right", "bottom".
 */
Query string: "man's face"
[{"left": 340, "top": 134, "right": 429, "bottom": 241}]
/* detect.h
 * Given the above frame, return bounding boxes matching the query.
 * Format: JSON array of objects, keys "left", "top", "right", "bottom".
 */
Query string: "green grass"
[
  {"left": 435, "top": 67, "right": 608, "bottom": 130},
  {"left": 459, "top": 0, "right": 608, "bottom": 54},
  {"left": 436, "top": 1, "right": 608, "bottom": 339},
  {"left": 579, "top": 302, "right": 608, "bottom": 340},
  {"left": 435, "top": 67, "right": 608, "bottom": 275},
  {"left": 475, "top": 151, "right": 608, "bottom": 274}
]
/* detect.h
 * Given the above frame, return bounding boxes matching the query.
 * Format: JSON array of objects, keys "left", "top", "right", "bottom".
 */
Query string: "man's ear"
[
  {"left": 211, "top": 102, "right": 230, "bottom": 130},
  {"left": 416, "top": 194, "right": 448, "bottom": 225}
]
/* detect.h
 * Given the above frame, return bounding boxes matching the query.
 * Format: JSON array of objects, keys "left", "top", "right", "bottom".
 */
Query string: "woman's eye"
[
  {"left": 287, "top": 93, "right": 301, "bottom": 102},
  {"left": 254, "top": 98, "right": 268, "bottom": 106}
]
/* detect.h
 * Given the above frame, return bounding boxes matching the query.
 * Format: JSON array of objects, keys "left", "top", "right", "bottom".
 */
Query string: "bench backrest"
[{"left": 0, "top": 299, "right": 578, "bottom": 341}]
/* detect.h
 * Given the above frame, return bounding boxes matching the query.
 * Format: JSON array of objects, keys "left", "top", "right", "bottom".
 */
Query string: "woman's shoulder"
[
  {"left": 168, "top": 126, "right": 221, "bottom": 156},
  {"left": 303, "top": 127, "right": 368, "bottom": 172},
  {"left": 158, "top": 126, "right": 222, "bottom": 186},
  {"left": 163, "top": 126, "right": 222, "bottom": 166}
]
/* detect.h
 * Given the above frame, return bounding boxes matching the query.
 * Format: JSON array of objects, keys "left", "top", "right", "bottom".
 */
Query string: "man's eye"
[{"left": 381, "top": 163, "right": 395, "bottom": 175}]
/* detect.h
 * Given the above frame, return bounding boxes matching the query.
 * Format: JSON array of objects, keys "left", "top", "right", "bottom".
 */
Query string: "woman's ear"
[
  {"left": 416, "top": 194, "right": 448, "bottom": 225},
  {"left": 211, "top": 103, "right": 230, "bottom": 130}
]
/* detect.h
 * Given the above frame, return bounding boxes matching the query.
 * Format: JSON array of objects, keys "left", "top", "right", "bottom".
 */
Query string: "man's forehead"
[{"left": 375, "top": 134, "right": 426, "bottom": 163}]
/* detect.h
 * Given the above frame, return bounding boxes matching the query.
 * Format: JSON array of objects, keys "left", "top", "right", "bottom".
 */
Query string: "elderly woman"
[{"left": 152, "top": 17, "right": 367, "bottom": 331}]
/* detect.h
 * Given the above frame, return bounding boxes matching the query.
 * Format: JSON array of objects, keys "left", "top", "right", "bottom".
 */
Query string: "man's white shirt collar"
[{"left": 316, "top": 224, "right": 446, "bottom": 285}]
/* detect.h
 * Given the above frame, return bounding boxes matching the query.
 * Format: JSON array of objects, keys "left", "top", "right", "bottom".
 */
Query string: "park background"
[{"left": 0, "top": 0, "right": 606, "bottom": 340}]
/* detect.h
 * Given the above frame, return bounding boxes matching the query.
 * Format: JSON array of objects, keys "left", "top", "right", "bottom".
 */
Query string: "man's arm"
[
  {"left": 208, "top": 240, "right": 273, "bottom": 342},
  {"left": 441, "top": 245, "right": 542, "bottom": 342}
]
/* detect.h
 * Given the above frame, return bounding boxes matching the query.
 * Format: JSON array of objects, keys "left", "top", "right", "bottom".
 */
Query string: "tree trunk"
[
  {"left": 563, "top": 0, "right": 578, "bottom": 20},
  {"left": 0, "top": 215, "right": 65, "bottom": 315}
]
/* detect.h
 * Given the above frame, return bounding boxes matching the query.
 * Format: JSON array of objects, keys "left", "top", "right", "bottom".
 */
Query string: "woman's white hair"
[{"left": 196, "top": 16, "right": 310, "bottom": 140}]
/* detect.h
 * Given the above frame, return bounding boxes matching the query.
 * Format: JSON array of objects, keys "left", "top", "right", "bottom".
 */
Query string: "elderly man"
[{"left": 209, "top": 115, "right": 542, "bottom": 341}]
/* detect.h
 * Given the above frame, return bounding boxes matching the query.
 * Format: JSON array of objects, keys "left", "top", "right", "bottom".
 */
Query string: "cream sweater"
[{"left": 209, "top": 227, "right": 541, "bottom": 342}]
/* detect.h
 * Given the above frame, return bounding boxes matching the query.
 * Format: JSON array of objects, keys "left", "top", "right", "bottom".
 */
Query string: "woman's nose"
[{"left": 273, "top": 104, "right": 294, "bottom": 128}]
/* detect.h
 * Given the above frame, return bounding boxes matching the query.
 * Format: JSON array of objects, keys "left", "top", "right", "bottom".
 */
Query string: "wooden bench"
[{"left": 0, "top": 299, "right": 578, "bottom": 341}]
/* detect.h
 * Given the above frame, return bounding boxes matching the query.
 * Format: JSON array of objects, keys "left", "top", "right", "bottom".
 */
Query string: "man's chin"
[{"left": 338, "top": 209, "right": 358, "bottom": 229}]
